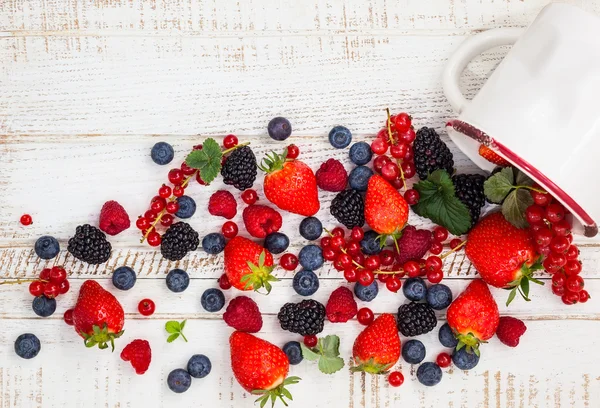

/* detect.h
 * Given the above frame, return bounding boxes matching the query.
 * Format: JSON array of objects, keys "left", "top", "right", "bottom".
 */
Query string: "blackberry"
[
  {"left": 160, "top": 222, "right": 200, "bottom": 261},
  {"left": 330, "top": 189, "right": 365, "bottom": 228},
  {"left": 396, "top": 302, "right": 437, "bottom": 337},
  {"left": 67, "top": 224, "right": 112, "bottom": 264},
  {"left": 221, "top": 146, "right": 257, "bottom": 191},
  {"left": 453, "top": 174, "right": 486, "bottom": 227},
  {"left": 413, "top": 127, "right": 454, "bottom": 180},
  {"left": 277, "top": 299, "right": 326, "bottom": 336}
]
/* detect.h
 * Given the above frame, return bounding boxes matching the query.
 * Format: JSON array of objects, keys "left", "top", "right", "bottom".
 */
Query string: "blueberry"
[
  {"left": 416, "top": 362, "right": 443, "bottom": 386},
  {"left": 402, "top": 339, "right": 426, "bottom": 364},
  {"left": 452, "top": 347, "right": 480, "bottom": 370},
  {"left": 32, "top": 296, "right": 56, "bottom": 317},
  {"left": 14, "top": 333, "right": 41, "bottom": 359},
  {"left": 151, "top": 142, "right": 174, "bottom": 165},
  {"left": 328, "top": 126, "right": 352, "bottom": 149},
  {"left": 167, "top": 368, "right": 192, "bottom": 393},
  {"left": 354, "top": 281, "right": 378, "bottom": 302},
  {"left": 298, "top": 245, "right": 323, "bottom": 270},
  {"left": 403, "top": 277, "right": 427, "bottom": 301},
  {"left": 349, "top": 142, "right": 373, "bottom": 165},
  {"left": 175, "top": 196, "right": 196, "bottom": 219},
  {"left": 292, "top": 269, "right": 319, "bottom": 296},
  {"left": 283, "top": 341, "right": 303, "bottom": 365},
  {"left": 438, "top": 323, "right": 458, "bottom": 348},
  {"left": 348, "top": 166, "right": 373, "bottom": 192},
  {"left": 166, "top": 269, "right": 189, "bottom": 293},
  {"left": 426, "top": 284, "right": 453, "bottom": 310},
  {"left": 202, "top": 233, "right": 226, "bottom": 255},
  {"left": 201, "top": 288, "right": 225, "bottom": 312},
  {"left": 264, "top": 232, "right": 289, "bottom": 254},
  {"left": 299, "top": 217, "right": 323, "bottom": 241},
  {"left": 112, "top": 266, "right": 136, "bottom": 291},
  {"left": 360, "top": 230, "right": 382, "bottom": 255},
  {"left": 268, "top": 117, "right": 292, "bottom": 141},
  {"left": 187, "top": 354, "right": 212, "bottom": 378},
  {"left": 34, "top": 236, "right": 60, "bottom": 260}
]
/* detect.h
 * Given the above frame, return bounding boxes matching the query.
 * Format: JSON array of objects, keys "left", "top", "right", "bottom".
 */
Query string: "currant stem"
[
  {"left": 440, "top": 239, "right": 467, "bottom": 259},
  {"left": 514, "top": 185, "right": 547, "bottom": 194},
  {"left": 385, "top": 108, "right": 395, "bottom": 146},
  {"left": 222, "top": 141, "right": 250, "bottom": 156},
  {"left": 0, "top": 278, "right": 47, "bottom": 285}
]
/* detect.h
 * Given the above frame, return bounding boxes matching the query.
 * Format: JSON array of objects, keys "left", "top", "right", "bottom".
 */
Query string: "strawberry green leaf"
[
  {"left": 521, "top": 278, "right": 530, "bottom": 298},
  {"left": 301, "top": 335, "right": 344, "bottom": 374},
  {"left": 318, "top": 355, "right": 345, "bottom": 375},
  {"left": 515, "top": 169, "right": 534, "bottom": 187},
  {"left": 167, "top": 333, "right": 179, "bottom": 343},
  {"left": 321, "top": 335, "right": 340, "bottom": 356},
  {"left": 484, "top": 167, "right": 514, "bottom": 203},
  {"left": 506, "top": 287, "right": 517, "bottom": 306},
  {"left": 185, "top": 138, "right": 223, "bottom": 184},
  {"left": 300, "top": 343, "right": 320, "bottom": 361},
  {"left": 502, "top": 188, "right": 533, "bottom": 229}
]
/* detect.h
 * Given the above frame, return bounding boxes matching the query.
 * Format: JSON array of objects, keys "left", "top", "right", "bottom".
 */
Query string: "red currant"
[
  {"left": 378, "top": 273, "right": 389, "bottom": 283},
  {"left": 390, "top": 143, "right": 408, "bottom": 159},
  {"left": 29, "top": 280, "right": 44, "bottom": 297},
  {"left": 549, "top": 236, "right": 569, "bottom": 254},
  {"left": 304, "top": 335, "right": 318, "bottom": 348},
  {"left": 373, "top": 155, "right": 390, "bottom": 173},
  {"left": 386, "top": 276, "right": 401, "bottom": 292},
  {"left": 534, "top": 228, "right": 553, "bottom": 247},
  {"left": 50, "top": 266, "right": 67, "bottom": 283},
  {"left": 160, "top": 214, "right": 174, "bottom": 227},
  {"left": 562, "top": 291, "right": 579, "bottom": 305},
  {"left": 165, "top": 201, "right": 179, "bottom": 214},
  {"left": 58, "top": 279, "right": 70, "bottom": 294},
  {"left": 136, "top": 216, "right": 150, "bottom": 230},
  {"left": 398, "top": 128, "right": 416, "bottom": 144},
  {"left": 357, "top": 307, "right": 374, "bottom": 325},
  {"left": 403, "top": 146, "right": 414, "bottom": 161},
  {"left": 147, "top": 231, "right": 162, "bottom": 247},
  {"left": 552, "top": 285, "right": 566, "bottom": 296},
  {"left": 336, "top": 253, "right": 353, "bottom": 270},
  {"left": 144, "top": 210, "right": 158, "bottom": 222},
  {"left": 404, "top": 189, "right": 419, "bottom": 205},
  {"left": 579, "top": 290, "right": 590, "bottom": 303},
  {"left": 525, "top": 205, "right": 545, "bottom": 224},
  {"left": 547, "top": 252, "right": 567, "bottom": 268},
  {"left": 63, "top": 309, "right": 74, "bottom": 325},
  {"left": 432, "top": 226, "right": 449, "bottom": 242},
  {"left": 400, "top": 161, "right": 416, "bottom": 179},
  {"left": 158, "top": 184, "right": 172, "bottom": 199},
  {"left": 358, "top": 269, "right": 375, "bottom": 286},
  {"left": 394, "top": 113, "right": 412, "bottom": 132},
  {"left": 429, "top": 241, "right": 443, "bottom": 255},
  {"left": 530, "top": 190, "right": 550, "bottom": 206},
  {"left": 320, "top": 237, "right": 331, "bottom": 248},
  {"left": 330, "top": 236, "right": 345, "bottom": 251},
  {"left": 529, "top": 222, "right": 546, "bottom": 233},
  {"left": 20, "top": 214, "right": 32, "bottom": 226},
  {"left": 566, "top": 275, "right": 584, "bottom": 292},
  {"left": 150, "top": 196, "right": 166, "bottom": 212},
  {"left": 552, "top": 219, "right": 571, "bottom": 237},
  {"left": 241, "top": 189, "right": 258, "bottom": 205},
  {"left": 403, "top": 261, "right": 420, "bottom": 278},
  {"left": 280, "top": 254, "right": 299, "bottom": 271},
  {"left": 379, "top": 250, "right": 395, "bottom": 266},
  {"left": 323, "top": 248, "right": 337, "bottom": 261},
  {"left": 371, "top": 138, "right": 388, "bottom": 155},
  {"left": 427, "top": 269, "right": 443, "bottom": 284},
  {"left": 565, "top": 245, "right": 579, "bottom": 260},
  {"left": 449, "top": 239, "right": 463, "bottom": 250},
  {"left": 388, "top": 371, "right": 404, "bottom": 387},
  {"left": 543, "top": 258, "right": 562, "bottom": 273},
  {"left": 381, "top": 162, "right": 400, "bottom": 181},
  {"left": 180, "top": 162, "right": 196, "bottom": 176},
  {"left": 222, "top": 221, "right": 238, "bottom": 238},
  {"left": 138, "top": 299, "right": 156, "bottom": 316},
  {"left": 552, "top": 273, "right": 566, "bottom": 287},
  {"left": 39, "top": 268, "right": 51, "bottom": 281},
  {"left": 43, "top": 282, "right": 60, "bottom": 298},
  {"left": 436, "top": 352, "right": 452, "bottom": 368},
  {"left": 545, "top": 203, "right": 565, "bottom": 223},
  {"left": 365, "top": 256, "right": 380, "bottom": 271},
  {"left": 563, "top": 260, "right": 582, "bottom": 276},
  {"left": 390, "top": 177, "right": 404, "bottom": 190},
  {"left": 566, "top": 234, "right": 573, "bottom": 243},
  {"left": 353, "top": 253, "right": 365, "bottom": 266},
  {"left": 537, "top": 244, "right": 551, "bottom": 257},
  {"left": 223, "top": 134, "right": 238, "bottom": 149},
  {"left": 173, "top": 185, "right": 185, "bottom": 197},
  {"left": 286, "top": 144, "right": 300, "bottom": 159},
  {"left": 217, "top": 273, "right": 232, "bottom": 290},
  {"left": 344, "top": 267, "right": 358, "bottom": 282},
  {"left": 350, "top": 227, "right": 364, "bottom": 242},
  {"left": 196, "top": 172, "right": 207, "bottom": 185},
  {"left": 425, "top": 255, "right": 443, "bottom": 272},
  {"left": 332, "top": 227, "right": 345, "bottom": 238},
  {"left": 168, "top": 168, "right": 184, "bottom": 185}
]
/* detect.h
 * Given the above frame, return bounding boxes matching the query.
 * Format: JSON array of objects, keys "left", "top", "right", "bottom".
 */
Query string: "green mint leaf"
[
  {"left": 515, "top": 168, "right": 534, "bottom": 187},
  {"left": 180, "top": 319, "right": 186, "bottom": 331},
  {"left": 185, "top": 138, "right": 223, "bottom": 184},
  {"left": 318, "top": 355, "right": 345, "bottom": 374},
  {"left": 165, "top": 321, "right": 180, "bottom": 334},
  {"left": 300, "top": 343, "right": 320, "bottom": 361},
  {"left": 484, "top": 167, "right": 515, "bottom": 203},
  {"left": 167, "top": 333, "right": 179, "bottom": 343},
  {"left": 502, "top": 189, "right": 534, "bottom": 229},
  {"left": 321, "top": 335, "right": 340, "bottom": 358}
]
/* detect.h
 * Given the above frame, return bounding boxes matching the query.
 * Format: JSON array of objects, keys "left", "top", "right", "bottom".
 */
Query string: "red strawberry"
[
  {"left": 120, "top": 339, "right": 151, "bottom": 374},
  {"left": 351, "top": 313, "right": 400, "bottom": 374},
  {"left": 260, "top": 149, "right": 320, "bottom": 216},
  {"left": 326, "top": 286, "right": 358, "bottom": 323},
  {"left": 478, "top": 145, "right": 511, "bottom": 167},
  {"left": 315, "top": 158, "right": 347, "bottom": 192},
  {"left": 224, "top": 236, "right": 277, "bottom": 293},
  {"left": 496, "top": 316, "right": 527, "bottom": 347},
  {"left": 364, "top": 175, "right": 409, "bottom": 243},
  {"left": 395, "top": 225, "right": 433, "bottom": 265},
  {"left": 208, "top": 190, "right": 237, "bottom": 219},
  {"left": 466, "top": 212, "right": 542, "bottom": 304},
  {"left": 72, "top": 280, "right": 125, "bottom": 350},
  {"left": 99, "top": 201, "right": 130, "bottom": 236},
  {"left": 230, "top": 331, "right": 300, "bottom": 406},
  {"left": 242, "top": 205, "right": 283, "bottom": 238},
  {"left": 223, "top": 296, "right": 263, "bottom": 333},
  {"left": 446, "top": 279, "right": 499, "bottom": 355}
]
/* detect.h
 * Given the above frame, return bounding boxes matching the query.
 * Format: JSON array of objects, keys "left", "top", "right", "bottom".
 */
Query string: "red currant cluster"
[
  {"left": 370, "top": 110, "right": 420, "bottom": 203},
  {"left": 526, "top": 190, "right": 588, "bottom": 305},
  {"left": 28, "top": 266, "right": 70, "bottom": 299}
]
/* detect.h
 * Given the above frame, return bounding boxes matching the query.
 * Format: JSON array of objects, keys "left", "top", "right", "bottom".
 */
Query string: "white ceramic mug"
[{"left": 443, "top": 3, "right": 600, "bottom": 237}]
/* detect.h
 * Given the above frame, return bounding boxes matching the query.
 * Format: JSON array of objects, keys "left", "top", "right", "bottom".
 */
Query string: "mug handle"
[{"left": 442, "top": 28, "right": 524, "bottom": 114}]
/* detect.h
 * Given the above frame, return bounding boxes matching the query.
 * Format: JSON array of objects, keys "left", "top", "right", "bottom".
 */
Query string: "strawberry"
[
  {"left": 478, "top": 145, "right": 511, "bottom": 167},
  {"left": 120, "top": 339, "right": 151, "bottom": 374},
  {"left": 99, "top": 200, "right": 130, "bottom": 236},
  {"left": 364, "top": 175, "right": 409, "bottom": 244},
  {"left": 260, "top": 148, "right": 320, "bottom": 217},
  {"left": 446, "top": 279, "right": 499, "bottom": 355},
  {"left": 243, "top": 205, "right": 283, "bottom": 238},
  {"left": 230, "top": 331, "right": 300, "bottom": 407},
  {"left": 465, "top": 212, "right": 543, "bottom": 304},
  {"left": 72, "top": 280, "right": 125, "bottom": 350},
  {"left": 223, "top": 296, "right": 263, "bottom": 333},
  {"left": 351, "top": 313, "right": 400, "bottom": 374},
  {"left": 224, "top": 236, "right": 277, "bottom": 294}
]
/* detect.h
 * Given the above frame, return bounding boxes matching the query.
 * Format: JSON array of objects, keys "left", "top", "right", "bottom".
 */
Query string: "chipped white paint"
[{"left": 1, "top": 0, "right": 600, "bottom": 407}]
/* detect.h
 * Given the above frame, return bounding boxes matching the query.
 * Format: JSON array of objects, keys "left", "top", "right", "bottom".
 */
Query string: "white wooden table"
[{"left": 1, "top": 1, "right": 600, "bottom": 407}]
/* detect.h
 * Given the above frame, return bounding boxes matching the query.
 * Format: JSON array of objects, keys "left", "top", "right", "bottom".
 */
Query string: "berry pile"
[{"left": 28, "top": 266, "right": 70, "bottom": 301}]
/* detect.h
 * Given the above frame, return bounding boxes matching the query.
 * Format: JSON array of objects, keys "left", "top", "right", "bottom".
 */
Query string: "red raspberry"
[
  {"left": 496, "top": 316, "right": 527, "bottom": 347},
  {"left": 242, "top": 205, "right": 283, "bottom": 238},
  {"left": 325, "top": 286, "right": 358, "bottom": 323},
  {"left": 99, "top": 200, "right": 131, "bottom": 236},
  {"left": 315, "top": 159, "right": 348, "bottom": 192},
  {"left": 120, "top": 339, "right": 151, "bottom": 375},
  {"left": 208, "top": 190, "right": 237, "bottom": 219},
  {"left": 395, "top": 225, "right": 432, "bottom": 265},
  {"left": 223, "top": 296, "right": 263, "bottom": 333}
]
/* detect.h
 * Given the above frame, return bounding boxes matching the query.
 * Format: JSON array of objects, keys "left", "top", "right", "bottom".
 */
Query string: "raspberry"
[
  {"left": 315, "top": 158, "right": 348, "bottom": 192},
  {"left": 395, "top": 225, "right": 432, "bottom": 265},
  {"left": 242, "top": 205, "right": 283, "bottom": 238},
  {"left": 325, "top": 287, "right": 358, "bottom": 323},
  {"left": 495, "top": 316, "right": 527, "bottom": 347},
  {"left": 120, "top": 339, "right": 151, "bottom": 375},
  {"left": 208, "top": 190, "right": 237, "bottom": 219},
  {"left": 223, "top": 296, "right": 263, "bottom": 333},
  {"left": 99, "top": 201, "right": 131, "bottom": 236}
]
